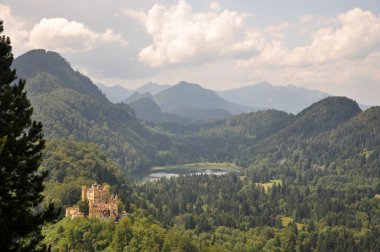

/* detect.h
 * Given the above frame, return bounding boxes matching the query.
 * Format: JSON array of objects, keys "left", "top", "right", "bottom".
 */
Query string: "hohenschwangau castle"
[{"left": 66, "top": 184, "right": 118, "bottom": 221}]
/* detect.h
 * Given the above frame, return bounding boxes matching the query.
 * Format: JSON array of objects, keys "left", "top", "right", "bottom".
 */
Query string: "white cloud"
[
  {"left": 232, "top": 8, "right": 380, "bottom": 105},
  {"left": 0, "top": 5, "right": 128, "bottom": 54},
  {"left": 28, "top": 18, "right": 128, "bottom": 53},
  {"left": 286, "top": 8, "right": 380, "bottom": 65},
  {"left": 264, "top": 22, "right": 290, "bottom": 40},
  {"left": 2, "top": 2, "right": 380, "bottom": 105},
  {"left": 265, "top": 22, "right": 290, "bottom": 33},
  {"left": 0, "top": 4, "right": 29, "bottom": 54},
  {"left": 137, "top": 0, "right": 249, "bottom": 67},
  {"left": 120, "top": 8, "right": 147, "bottom": 24},
  {"left": 209, "top": 1, "right": 221, "bottom": 11},
  {"left": 239, "top": 8, "right": 380, "bottom": 67},
  {"left": 300, "top": 15, "right": 313, "bottom": 24}
]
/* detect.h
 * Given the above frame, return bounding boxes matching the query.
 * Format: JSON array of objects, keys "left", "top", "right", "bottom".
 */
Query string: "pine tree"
[{"left": 0, "top": 20, "right": 56, "bottom": 251}]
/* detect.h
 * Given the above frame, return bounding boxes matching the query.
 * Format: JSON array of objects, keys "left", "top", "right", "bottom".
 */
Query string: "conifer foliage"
[{"left": 0, "top": 20, "right": 55, "bottom": 251}]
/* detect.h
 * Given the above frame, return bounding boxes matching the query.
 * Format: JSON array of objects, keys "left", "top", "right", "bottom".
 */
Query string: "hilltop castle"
[{"left": 66, "top": 183, "right": 118, "bottom": 221}]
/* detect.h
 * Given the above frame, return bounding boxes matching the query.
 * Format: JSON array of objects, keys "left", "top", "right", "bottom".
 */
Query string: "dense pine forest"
[{"left": 3, "top": 45, "right": 380, "bottom": 251}]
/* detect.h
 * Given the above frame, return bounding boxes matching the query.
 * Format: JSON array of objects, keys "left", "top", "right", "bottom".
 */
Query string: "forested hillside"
[
  {"left": 128, "top": 97, "right": 191, "bottom": 124},
  {"left": 41, "top": 139, "right": 128, "bottom": 212},
  {"left": 13, "top": 50, "right": 174, "bottom": 173},
  {"left": 161, "top": 97, "right": 379, "bottom": 176},
  {"left": 10, "top": 50, "right": 380, "bottom": 251}
]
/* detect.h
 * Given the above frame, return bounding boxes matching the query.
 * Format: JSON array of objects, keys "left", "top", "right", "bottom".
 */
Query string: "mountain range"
[
  {"left": 7, "top": 46, "right": 380, "bottom": 251},
  {"left": 11, "top": 49, "right": 380, "bottom": 177},
  {"left": 123, "top": 82, "right": 253, "bottom": 123},
  {"left": 96, "top": 83, "right": 132, "bottom": 103},
  {"left": 97, "top": 80, "right": 338, "bottom": 123},
  {"left": 218, "top": 81, "right": 330, "bottom": 114}
]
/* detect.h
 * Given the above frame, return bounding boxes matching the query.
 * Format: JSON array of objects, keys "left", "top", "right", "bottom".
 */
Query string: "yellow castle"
[{"left": 66, "top": 183, "right": 118, "bottom": 220}]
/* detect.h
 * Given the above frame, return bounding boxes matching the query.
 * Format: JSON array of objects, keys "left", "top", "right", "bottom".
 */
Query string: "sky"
[{"left": 0, "top": 0, "right": 380, "bottom": 105}]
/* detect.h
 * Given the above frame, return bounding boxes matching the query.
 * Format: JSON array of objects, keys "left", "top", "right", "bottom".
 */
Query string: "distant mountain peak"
[
  {"left": 96, "top": 84, "right": 131, "bottom": 103},
  {"left": 135, "top": 82, "right": 171, "bottom": 95},
  {"left": 125, "top": 91, "right": 155, "bottom": 104},
  {"left": 219, "top": 81, "right": 331, "bottom": 114},
  {"left": 176, "top": 81, "right": 202, "bottom": 88},
  {"left": 255, "top": 81, "right": 271, "bottom": 87},
  {"left": 143, "top": 81, "right": 160, "bottom": 87},
  {"left": 156, "top": 81, "right": 253, "bottom": 116},
  {"left": 13, "top": 49, "right": 72, "bottom": 75}
]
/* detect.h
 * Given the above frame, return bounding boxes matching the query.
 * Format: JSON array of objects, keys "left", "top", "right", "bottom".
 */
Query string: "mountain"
[
  {"left": 96, "top": 82, "right": 170, "bottom": 104},
  {"left": 11, "top": 50, "right": 378, "bottom": 176},
  {"left": 170, "top": 106, "right": 232, "bottom": 121},
  {"left": 218, "top": 81, "right": 330, "bottom": 114},
  {"left": 128, "top": 98, "right": 191, "bottom": 124},
  {"left": 167, "top": 96, "right": 379, "bottom": 173},
  {"left": 97, "top": 83, "right": 131, "bottom": 103},
  {"left": 250, "top": 96, "right": 363, "bottom": 158},
  {"left": 13, "top": 49, "right": 104, "bottom": 99},
  {"left": 278, "top": 96, "right": 362, "bottom": 138},
  {"left": 126, "top": 82, "right": 245, "bottom": 123},
  {"left": 125, "top": 91, "right": 156, "bottom": 104},
  {"left": 156, "top": 81, "right": 254, "bottom": 116},
  {"left": 12, "top": 49, "right": 170, "bottom": 173},
  {"left": 134, "top": 82, "right": 171, "bottom": 95}
]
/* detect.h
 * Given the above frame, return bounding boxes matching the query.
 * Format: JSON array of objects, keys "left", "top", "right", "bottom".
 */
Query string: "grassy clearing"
[
  {"left": 256, "top": 179, "right": 282, "bottom": 191},
  {"left": 375, "top": 194, "right": 380, "bottom": 199},
  {"left": 281, "top": 217, "right": 306, "bottom": 231},
  {"left": 151, "top": 162, "right": 241, "bottom": 172},
  {"left": 281, "top": 217, "right": 293, "bottom": 227}
]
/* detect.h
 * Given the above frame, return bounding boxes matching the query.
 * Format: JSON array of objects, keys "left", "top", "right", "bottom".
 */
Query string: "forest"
[{"left": 3, "top": 48, "right": 380, "bottom": 251}]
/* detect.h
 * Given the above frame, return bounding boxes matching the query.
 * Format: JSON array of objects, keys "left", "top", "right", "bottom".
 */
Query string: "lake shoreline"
[{"left": 142, "top": 162, "right": 242, "bottom": 182}]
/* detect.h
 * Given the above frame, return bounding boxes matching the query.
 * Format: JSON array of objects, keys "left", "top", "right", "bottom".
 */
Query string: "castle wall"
[{"left": 68, "top": 184, "right": 119, "bottom": 221}]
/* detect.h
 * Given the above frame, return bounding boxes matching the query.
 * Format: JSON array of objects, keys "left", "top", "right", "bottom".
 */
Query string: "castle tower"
[
  {"left": 67, "top": 183, "right": 119, "bottom": 221},
  {"left": 81, "top": 186, "right": 88, "bottom": 201},
  {"left": 86, "top": 183, "right": 118, "bottom": 220}
]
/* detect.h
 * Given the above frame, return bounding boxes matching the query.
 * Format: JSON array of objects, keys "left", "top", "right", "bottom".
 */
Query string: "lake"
[{"left": 143, "top": 168, "right": 235, "bottom": 183}]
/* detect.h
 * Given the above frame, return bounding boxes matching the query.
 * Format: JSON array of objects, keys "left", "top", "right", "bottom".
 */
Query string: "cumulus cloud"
[
  {"left": 120, "top": 8, "right": 147, "bottom": 24},
  {"left": 0, "top": 4, "right": 29, "bottom": 53},
  {"left": 0, "top": 5, "right": 128, "bottom": 54},
  {"left": 300, "top": 15, "right": 313, "bottom": 24},
  {"left": 28, "top": 18, "right": 128, "bottom": 53},
  {"left": 239, "top": 8, "right": 380, "bottom": 67},
  {"left": 209, "top": 1, "right": 221, "bottom": 11},
  {"left": 137, "top": 0, "right": 250, "bottom": 67},
  {"left": 286, "top": 8, "right": 380, "bottom": 65},
  {"left": 231, "top": 8, "right": 380, "bottom": 105},
  {"left": 265, "top": 22, "right": 290, "bottom": 33}
]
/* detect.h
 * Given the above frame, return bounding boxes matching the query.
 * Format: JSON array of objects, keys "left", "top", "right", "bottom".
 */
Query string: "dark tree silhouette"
[{"left": 0, "top": 20, "right": 56, "bottom": 251}]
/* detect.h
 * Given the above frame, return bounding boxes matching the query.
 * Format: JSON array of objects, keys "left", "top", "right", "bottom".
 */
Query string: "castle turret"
[
  {"left": 81, "top": 186, "right": 88, "bottom": 201},
  {"left": 67, "top": 183, "right": 119, "bottom": 221}
]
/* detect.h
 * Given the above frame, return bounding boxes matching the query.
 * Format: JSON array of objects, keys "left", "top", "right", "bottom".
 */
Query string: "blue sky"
[{"left": 1, "top": 0, "right": 380, "bottom": 105}]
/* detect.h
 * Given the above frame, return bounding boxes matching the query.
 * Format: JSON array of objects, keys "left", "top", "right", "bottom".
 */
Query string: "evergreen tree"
[{"left": 0, "top": 20, "right": 56, "bottom": 251}]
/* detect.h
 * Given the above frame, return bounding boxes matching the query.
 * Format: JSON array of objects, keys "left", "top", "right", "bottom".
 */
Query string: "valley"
[
  {"left": 4, "top": 48, "right": 380, "bottom": 251},
  {"left": 1, "top": 0, "right": 380, "bottom": 248}
]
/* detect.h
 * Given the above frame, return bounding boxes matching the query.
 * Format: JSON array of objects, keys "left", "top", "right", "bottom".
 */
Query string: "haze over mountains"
[
  {"left": 120, "top": 81, "right": 254, "bottom": 123},
  {"left": 98, "top": 79, "right": 336, "bottom": 122},
  {"left": 96, "top": 83, "right": 132, "bottom": 103},
  {"left": 218, "top": 82, "right": 330, "bottom": 114},
  {"left": 11, "top": 49, "right": 380, "bottom": 175},
  {"left": 16, "top": 49, "right": 369, "bottom": 128}
]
